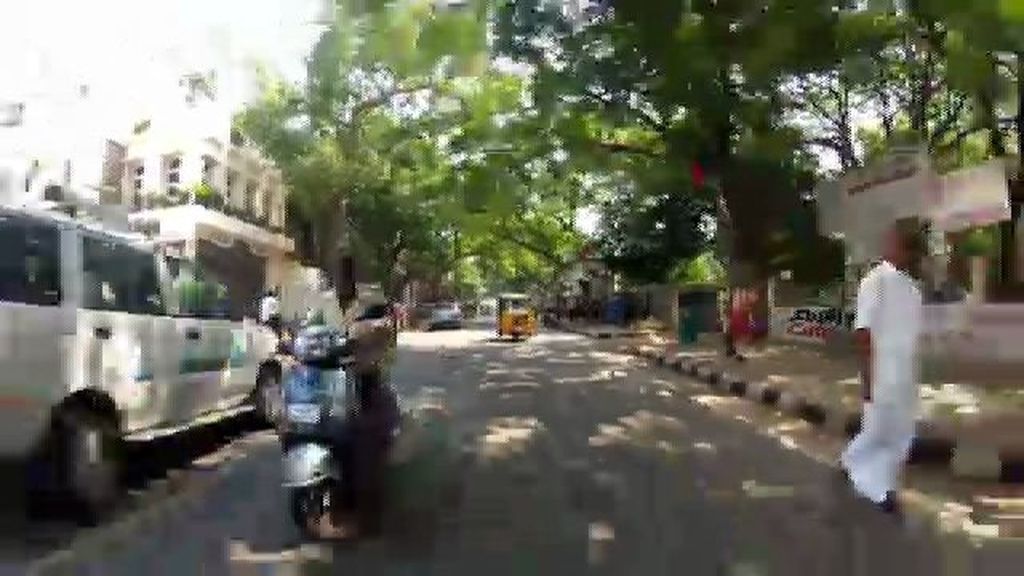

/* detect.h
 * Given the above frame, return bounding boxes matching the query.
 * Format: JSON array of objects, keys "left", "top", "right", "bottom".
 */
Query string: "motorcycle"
[{"left": 279, "top": 323, "right": 399, "bottom": 538}]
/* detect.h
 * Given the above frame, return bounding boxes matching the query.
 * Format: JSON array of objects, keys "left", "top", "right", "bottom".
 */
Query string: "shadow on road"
[{"left": 3, "top": 330, "right": 1005, "bottom": 575}]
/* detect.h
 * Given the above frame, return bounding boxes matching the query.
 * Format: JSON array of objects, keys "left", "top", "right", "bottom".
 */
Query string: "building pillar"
[
  {"left": 144, "top": 152, "right": 162, "bottom": 205},
  {"left": 179, "top": 152, "right": 203, "bottom": 193}
]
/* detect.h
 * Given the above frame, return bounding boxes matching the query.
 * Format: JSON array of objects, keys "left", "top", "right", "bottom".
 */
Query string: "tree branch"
[
  {"left": 582, "top": 87, "right": 666, "bottom": 133},
  {"left": 492, "top": 225, "right": 564, "bottom": 265},
  {"left": 929, "top": 93, "right": 970, "bottom": 149},
  {"left": 805, "top": 136, "right": 846, "bottom": 153},
  {"left": 596, "top": 140, "right": 662, "bottom": 158},
  {"left": 349, "top": 80, "right": 436, "bottom": 121},
  {"left": 933, "top": 125, "right": 985, "bottom": 152},
  {"left": 791, "top": 77, "right": 844, "bottom": 131}
]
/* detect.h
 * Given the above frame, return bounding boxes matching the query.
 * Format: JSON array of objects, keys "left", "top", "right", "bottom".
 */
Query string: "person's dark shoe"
[
  {"left": 879, "top": 491, "right": 903, "bottom": 518},
  {"left": 835, "top": 465, "right": 851, "bottom": 486}
]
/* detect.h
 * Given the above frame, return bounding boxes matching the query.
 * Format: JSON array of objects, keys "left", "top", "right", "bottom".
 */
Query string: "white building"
[
  {"left": 0, "top": 84, "right": 124, "bottom": 207},
  {"left": 124, "top": 72, "right": 295, "bottom": 320}
]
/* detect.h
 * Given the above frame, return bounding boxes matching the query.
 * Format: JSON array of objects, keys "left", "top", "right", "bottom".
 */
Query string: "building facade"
[
  {"left": 123, "top": 73, "right": 294, "bottom": 320},
  {"left": 798, "top": 150, "right": 1024, "bottom": 369}
]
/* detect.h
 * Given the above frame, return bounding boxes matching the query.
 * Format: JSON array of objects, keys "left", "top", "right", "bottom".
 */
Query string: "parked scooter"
[{"left": 279, "top": 323, "right": 399, "bottom": 538}]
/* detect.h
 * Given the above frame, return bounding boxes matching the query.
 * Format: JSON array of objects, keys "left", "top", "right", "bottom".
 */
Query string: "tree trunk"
[
  {"left": 714, "top": 69, "right": 736, "bottom": 357},
  {"left": 875, "top": 55, "right": 894, "bottom": 139},
  {"left": 837, "top": 78, "right": 856, "bottom": 169},
  {"left": 452, "top": 230, "right": 462, "bottom": 298},
  {"left": 1017, "top": 53, "right": 1024, "bottom": 175},
  {"left": 911, "top": 44, "right": 932, "bottom": 143},
  {"left": 978, "top": 54, "right": 1007, "bottom": 157}
]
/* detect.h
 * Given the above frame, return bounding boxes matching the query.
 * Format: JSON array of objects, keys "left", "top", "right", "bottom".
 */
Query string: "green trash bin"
[{"left": 679, "top": 307, "right": 698, "bottom": 343}]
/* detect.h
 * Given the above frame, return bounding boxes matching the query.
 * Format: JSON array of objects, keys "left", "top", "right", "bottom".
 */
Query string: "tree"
[
  {"left": 239, "top": 0, "right": 1024, "bottom": 310},
  {"left": 595, "top": 170, "right": 711, "bottom": 285},
  {"left": 494, "top": 0, "right": 853, "bottom": 286},
  {"left": 239, "top": 1, "right": 595, "bottom": 300}
]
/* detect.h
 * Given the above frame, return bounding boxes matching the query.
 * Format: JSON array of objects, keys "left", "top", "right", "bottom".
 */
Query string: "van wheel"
[
  {"left": 53, "top": 408, "right": 122, "bottom": 524},
  {"left": 256, "top": 369, "right": 283, "bottom": 428}
]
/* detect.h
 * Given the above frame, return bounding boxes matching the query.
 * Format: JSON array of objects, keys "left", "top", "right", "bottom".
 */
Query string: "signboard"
[
  {"left": 772, "top": 306, "right": 852, "bottom": 343},
  {"left": 834, "top": 148, "right": 940, "bottom": 263},
  {"left": 934, "top": 159, "right": 1011, "bottom": 232}
]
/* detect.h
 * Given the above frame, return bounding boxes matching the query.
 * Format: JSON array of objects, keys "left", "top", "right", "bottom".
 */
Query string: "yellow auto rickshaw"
[{"left": 497, "top": 293, "right": 537, "bottom": 340}]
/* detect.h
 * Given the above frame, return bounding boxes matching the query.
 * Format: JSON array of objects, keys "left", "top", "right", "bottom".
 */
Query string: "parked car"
[
  {"left": 427, "top": 302, "right": 463, "bottom": 330},
  {"left": 0, "top": 206, "right": 281, "bottom": 521}
]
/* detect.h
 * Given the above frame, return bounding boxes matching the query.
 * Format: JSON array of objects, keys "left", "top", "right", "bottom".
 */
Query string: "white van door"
[
  {"left": 178, "top": 317, "right": 235, "bottom": 419},
  {"left": 222, "top": 322, "right": 255, "bottom": 410},
  {"left": 0, "top": 213, "right": 67, "bottom": 457},
  {"left": 79, "top": 236, "right": 168, "bottom": 433},
  {"left": 171, "top": 272, "right": 237, "bottom": 420}
]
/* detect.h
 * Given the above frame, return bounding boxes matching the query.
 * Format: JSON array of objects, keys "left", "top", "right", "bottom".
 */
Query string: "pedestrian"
[
  {"left": 840, "top": 220, "right": 925, "bottom": 515},
  {"left": 727, "top": 291, "right": 751, "bottom": 361},
  {"left": 259, "top": 288, "right": 281, "bottom": 336}
]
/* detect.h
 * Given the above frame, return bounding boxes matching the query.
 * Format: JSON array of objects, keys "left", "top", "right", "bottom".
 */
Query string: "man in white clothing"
[
  {"left": 260, "top": 288, "right": 281, "bottom": 335},
  {"left": 840, "top": 220, "right": 925, "bottom": 514}
]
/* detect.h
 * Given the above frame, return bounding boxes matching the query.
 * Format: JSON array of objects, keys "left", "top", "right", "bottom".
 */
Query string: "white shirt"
[
  {"left": 259, "top": 295, "right": 280, "bottom": 323},
  {"left": 854, "top": 260, "right": 922, "bottom": 409}
]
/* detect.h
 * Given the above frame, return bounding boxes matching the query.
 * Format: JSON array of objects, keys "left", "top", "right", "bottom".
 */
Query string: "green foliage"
[
  {"left": 492, "top": 0, "right": 1024, "bottom": 290},
  {"left": 671, "top": 252, "right": 726, "bottom": 286},
  {"left": 175, "top": 278, "right": 227, "bottom": 318},
  {"left": 234, "top": 0, "right": 1024, "bottom": 297},
  {"left": 963, "top": 226, "right": 1000, "bottom": 257},
  {"left": 239, "top": 0, "right": 589, "bottom": 295},
  {"left": 596, "top": 176, "right": 712, "bottom": 285},
  {"left": 190, "top": 182, "right": 224, "bottom": 210}
]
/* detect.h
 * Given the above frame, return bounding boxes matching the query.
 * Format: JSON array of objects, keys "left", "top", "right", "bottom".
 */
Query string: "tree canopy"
[{"left": 238, "top": 0, "right": 1024, "bottom": 298}]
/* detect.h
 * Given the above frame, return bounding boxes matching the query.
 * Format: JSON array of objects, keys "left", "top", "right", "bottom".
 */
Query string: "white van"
[{"left": 0, "top": 207, "right": 282, "bottom": 518}]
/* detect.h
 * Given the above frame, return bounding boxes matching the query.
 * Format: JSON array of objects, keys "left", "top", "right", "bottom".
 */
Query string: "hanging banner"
[
  {"left": 934, "top": 159, "right": 1011, "bottom": 232},
  {"left": 838, "top": 148, "right": 940, "bottom": 263}
]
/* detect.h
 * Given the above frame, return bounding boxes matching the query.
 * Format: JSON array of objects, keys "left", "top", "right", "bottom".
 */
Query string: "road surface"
[{"left": 6, "top": 324, "right": 1022, "bottom": 575}]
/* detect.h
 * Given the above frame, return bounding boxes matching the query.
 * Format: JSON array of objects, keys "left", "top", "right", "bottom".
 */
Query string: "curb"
[
  {"left": 628, "top": 344, "right": 1024, "bottom": 541},
  {"left": 556, "top": 322, "right": 642, "bottom": 340},
  {"left": 24, "top": 430, "right": 265, "bottom": 576},
  {"left": 627, "top": 344, "right": 1024, "bottom": 484}
]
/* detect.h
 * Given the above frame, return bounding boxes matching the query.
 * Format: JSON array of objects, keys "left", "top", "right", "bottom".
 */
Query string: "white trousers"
[{"left": 840, "top": 402, "right": 915, "bottom": 504}]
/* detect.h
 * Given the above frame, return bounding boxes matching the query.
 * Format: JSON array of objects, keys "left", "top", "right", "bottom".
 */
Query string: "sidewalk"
[
  {"left": 563, "top": 321, "right": 1024, "bottom": 536},
  {"left": 624, "top": 332, "right": 1024, "bottom": 482},
  {"left": 556, "top": 320, "right": 646, "bottom": 339}
]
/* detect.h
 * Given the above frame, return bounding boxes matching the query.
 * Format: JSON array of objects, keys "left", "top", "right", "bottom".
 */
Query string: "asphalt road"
[{"left": 5, "top": 322, "right": 1022, "bottom": 575}]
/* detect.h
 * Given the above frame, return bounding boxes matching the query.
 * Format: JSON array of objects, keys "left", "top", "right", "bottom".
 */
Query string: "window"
[
  {"left": 82, "top": 237, "right": 163, "bottom": 314},
  {"left": 166, "top": 156, "right": 181, "bottom": 185},
  {"left": 132, "top": 164, "right": 144, "bottom": 208},
  {"left": 359, "top": 304, "right": 390, "bottom": 320},
  {"left": 166, "top": 257, "right": 229, "bottom": 319},
  {"left": 0, "top": 214, "right": 61, "bottom": 306},
  {"left": 202, "top": 156, "right": 216, "bottom": 185},
  {"left": 262, "top": 189, "right": 272, "bottom": 219},
  {"left": 245, "top": 181, "right": 257, "bottom": 215}
]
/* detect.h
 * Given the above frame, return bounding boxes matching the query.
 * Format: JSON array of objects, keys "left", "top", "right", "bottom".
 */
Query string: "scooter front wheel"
[{"left": 290, "top": 485, "right": 327, "bottom": 538}]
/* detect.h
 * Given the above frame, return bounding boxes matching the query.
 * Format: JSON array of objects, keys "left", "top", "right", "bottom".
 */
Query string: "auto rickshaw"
[{"left": 497, "top": 293, "right": 537, "bottom": 340}]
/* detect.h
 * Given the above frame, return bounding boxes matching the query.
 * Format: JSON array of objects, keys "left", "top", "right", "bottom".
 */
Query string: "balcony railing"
[{"left": 145, "top": 189, "right": 285, "bottom": 234}]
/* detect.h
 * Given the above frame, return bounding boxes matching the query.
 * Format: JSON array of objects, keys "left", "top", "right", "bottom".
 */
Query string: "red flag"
[{"left": 691, "top": 162, "right": 705, "bottom": 188}]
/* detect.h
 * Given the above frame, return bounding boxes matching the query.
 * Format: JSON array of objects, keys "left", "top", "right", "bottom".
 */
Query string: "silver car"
[{"left": 427, "top": 302, "right": 463, "bottom": 330}]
